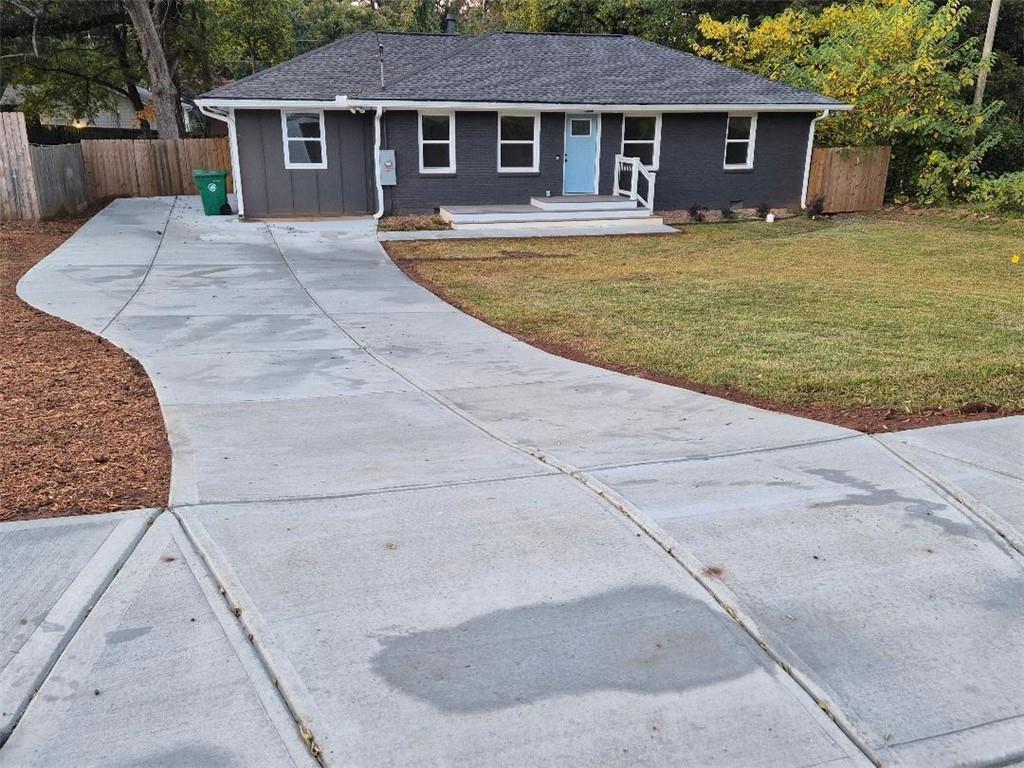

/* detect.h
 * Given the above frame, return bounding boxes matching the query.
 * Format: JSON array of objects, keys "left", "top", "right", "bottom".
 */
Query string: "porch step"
[
  {"left": 530, "top": 195, "right": 638, "bottom": 211},
  {"left": 446, "top": 216, "right": 665, "bottom": 231},
  {"left": 439, "top": 203, "right": 652, "bottom": 226}
]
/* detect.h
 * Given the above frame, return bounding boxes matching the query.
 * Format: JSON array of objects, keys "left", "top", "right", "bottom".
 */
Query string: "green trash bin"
[{"left": 192, "top": 169, "right": 229, "bottom": 215}]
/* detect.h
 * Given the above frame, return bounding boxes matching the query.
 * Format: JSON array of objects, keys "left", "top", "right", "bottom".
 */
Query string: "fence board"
[
  {"left": 806, "top": 146, "right": 891, "bottom": 214},
  {"left": 80, "top": 137, "right": 232, "bottom": 200},
  {"left": 31, "top": 143, "right": 90, "bottom": 218},
  {"left": 0, "top": 112, "right": 41, "bottom": 220}
]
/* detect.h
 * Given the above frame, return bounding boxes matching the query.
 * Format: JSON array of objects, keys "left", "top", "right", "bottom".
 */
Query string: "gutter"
[
  {"left": 197, "top": 104, "right": 245, "bottom": 218},
  {"left": 800, "top": 109, "right": 829, "bottom": 210},
  {"left": 194, "top": 96, "right": 852, "bottom": 114}
]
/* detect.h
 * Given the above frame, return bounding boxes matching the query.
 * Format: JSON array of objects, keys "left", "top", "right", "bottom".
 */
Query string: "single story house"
[{"left": 195, "top": 28, "right": 849, "bottom": 224}]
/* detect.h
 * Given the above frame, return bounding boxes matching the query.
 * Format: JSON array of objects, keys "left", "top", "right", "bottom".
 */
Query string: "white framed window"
[
  {"left": 497, "top": 112, "right": 540, "bottom": 173},
  {"left": 724, "top": 113, "right": 757, "bottom": 170},
  {"left": 281, "top": 110, "right": 326, "bottom": 170},
  {"left": 418, "top": 111, "right": 455, "bottom": 173},
  {"left": 621, "top": 114, "right": 661, "bottom": 170}
]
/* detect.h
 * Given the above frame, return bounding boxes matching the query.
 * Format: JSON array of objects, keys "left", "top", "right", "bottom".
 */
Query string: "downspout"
[
  {"left": 373, "top": 106, "right": 384, "bottom": 219},
  {"left": 198, "top": 104, "right": 245, "bottom": 218},
  {"left": 800, "top": 109, "right": 828, "bottom": 210}
]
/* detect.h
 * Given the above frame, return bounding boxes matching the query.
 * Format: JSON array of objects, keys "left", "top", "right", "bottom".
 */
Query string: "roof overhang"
[{"left": 195, "top": 96, "right": 852, "bottom": 113}]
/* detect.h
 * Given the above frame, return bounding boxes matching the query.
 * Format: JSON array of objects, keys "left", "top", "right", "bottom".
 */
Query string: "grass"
[{"left": 385, "top": 211, "right": 1024, "bottom": 427}]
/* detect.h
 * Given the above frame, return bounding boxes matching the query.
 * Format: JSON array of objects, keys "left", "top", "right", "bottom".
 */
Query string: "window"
[
  {"left": 570, "top": 118, "right": 591, "bottom": 137},
  {"left": 498, "top": 113, "right": 540, "bottom": 172},
  {"left": 419, "top": 112, "right": 455, "bottom": 173},
  {"left": 724, "top": 113, "right": 757, "bottom": 169},
  {"left": 621, "top": 114, "right": 660, "bottom": 170},
  {"left": 281, "top": 111, "right": 326, "bottom": 169}
]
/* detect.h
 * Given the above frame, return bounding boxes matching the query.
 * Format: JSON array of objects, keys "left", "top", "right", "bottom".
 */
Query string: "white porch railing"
[{"left": 612, "top": 154, "right": 656, "bottom": 210}]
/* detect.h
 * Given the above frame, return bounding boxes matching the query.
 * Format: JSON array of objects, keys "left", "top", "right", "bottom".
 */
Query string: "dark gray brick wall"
[{"left": 382, "top": 111, "right": 564, "bottom": 214}]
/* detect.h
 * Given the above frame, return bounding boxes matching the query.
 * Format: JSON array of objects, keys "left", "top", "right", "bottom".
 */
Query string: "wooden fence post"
[{"left": 0, "top": 112, "right": 41, "bottom": 220}]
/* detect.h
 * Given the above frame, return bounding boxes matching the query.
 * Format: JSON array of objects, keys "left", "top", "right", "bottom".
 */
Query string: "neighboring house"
[
  {"left": 195, "top": 29, "right": 849, "bottom": 223},
  {"left": 1, "top": 84, "right": 195, "bottom": 131}
]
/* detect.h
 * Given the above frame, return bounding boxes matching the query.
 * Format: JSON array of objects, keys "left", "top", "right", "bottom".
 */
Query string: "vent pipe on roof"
[{"left": 444, "top": 11, "right": 457, "bottom": 34}]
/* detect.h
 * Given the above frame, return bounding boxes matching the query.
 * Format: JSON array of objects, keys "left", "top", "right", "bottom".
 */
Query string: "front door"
[{"left": 563, "top": 114, "right": 598, "bottom": 194}]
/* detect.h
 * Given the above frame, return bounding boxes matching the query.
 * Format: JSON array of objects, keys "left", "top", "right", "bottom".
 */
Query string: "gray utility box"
[{"left": 379, "top": 150, "right": 397, "bottom": 186}]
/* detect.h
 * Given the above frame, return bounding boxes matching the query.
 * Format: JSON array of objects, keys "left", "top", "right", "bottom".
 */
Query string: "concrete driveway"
[{"left": 3, "top": 196, "right": 1023, "bottom": 767}]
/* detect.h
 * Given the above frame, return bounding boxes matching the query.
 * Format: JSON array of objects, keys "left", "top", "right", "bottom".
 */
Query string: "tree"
[
  {"left": 692, "top": 0, "right": 1001, "bottom": 198},
  {"left": 123, "top": 0, "right": 183, "bottom": 138}
]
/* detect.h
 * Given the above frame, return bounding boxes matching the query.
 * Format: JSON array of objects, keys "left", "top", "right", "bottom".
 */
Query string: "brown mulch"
[
  {"left": 377, "top": 213, "right": 452, "bottom": 232},
  {"left": 0, "top": 205, "right": 171, "bottom": 521},
  {"left": 390, "top": 252, "right": 1005, "bottom": 435}
]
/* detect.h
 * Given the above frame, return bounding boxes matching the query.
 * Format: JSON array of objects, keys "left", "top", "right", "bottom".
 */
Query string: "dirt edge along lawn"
[
  {"left": 384, "top": 212, "right": 1024, "bottom": 433},
  {"left": 0, "top": 204, "right": 171, "bottom": 521}
]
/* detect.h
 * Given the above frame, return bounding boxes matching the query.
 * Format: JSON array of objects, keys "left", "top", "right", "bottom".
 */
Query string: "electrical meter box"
[{"left": 379, "top": 150, "right": 397, "bottom": 186}]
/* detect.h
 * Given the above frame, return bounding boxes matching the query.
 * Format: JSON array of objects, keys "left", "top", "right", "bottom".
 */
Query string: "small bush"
[
  {"left": 806, "top": 195, "right": 826, "bottom": 217},
  {"left": 720, "top": 208, "right": 736, "bottom": 220},
  {"left": 755, "top": 202, "right": 771, "bottom": 218},
  {"left": 969, "top": 172, "right": 1024, "bottom": 215},
  {"left": 687, "top": 203, "right": 705, "bottom": 222}
]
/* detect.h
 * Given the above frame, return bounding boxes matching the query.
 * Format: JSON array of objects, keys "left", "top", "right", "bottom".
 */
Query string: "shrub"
[
  {"left": 755, "top": 202, "right": 771, "bottom": 218},
  {"left": 969, "top": 172, "right": 1024, "bottom": 215},
  {"left": 720, "top": 207, "right": 736, "bottom": 220},
  {"left": 806, "top": 195, "right": 826, "bottom": 217},
  {"left": 687, "top": 203, "right": 705, "bottom": 222}
]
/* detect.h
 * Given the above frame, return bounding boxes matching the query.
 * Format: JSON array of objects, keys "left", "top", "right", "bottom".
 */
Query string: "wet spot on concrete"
[
  {"left": 105, "top": 627, "right": 152, "bottom": 645},
  {"left": 109, "top": 744, "right": 239, "bottom": 768},
  {"left": 805, "top": 468, "right": 978, "bottom": 538},
  {"left": 371, "top": 585, "right": 755, "bottom": 712}
]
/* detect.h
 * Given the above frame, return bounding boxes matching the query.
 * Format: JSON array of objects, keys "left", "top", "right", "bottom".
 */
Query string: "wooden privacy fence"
[
  {"left": 806, "top": 146, "right": 891, "bottom": 214},
  {"left": 31, "top": 144, "right": 90, "bottom": 218},
  {"left": 0, "top": 112, "right": 41, "bottom": 220},
  {"left": 0, "top": 112, "right": 234, "bottom": 220},
  {"left": 81, "top": 138, "right": 232, "bottom": 199}
]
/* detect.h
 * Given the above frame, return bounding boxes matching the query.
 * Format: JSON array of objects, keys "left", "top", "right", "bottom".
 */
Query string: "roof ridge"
[{"left": 373, "top": 31, "right": 497, "bottom": 95}]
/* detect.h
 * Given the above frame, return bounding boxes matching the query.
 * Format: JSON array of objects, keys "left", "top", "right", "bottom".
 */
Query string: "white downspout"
[
  {"left": 373, "top": 106, "right": 384, "bottom": 219},
  {"left": 800, "top": 109, "right": 828, "bottom": 210},
  {"left": 197, "top": 104, "right": 245, "bottom": 218}
]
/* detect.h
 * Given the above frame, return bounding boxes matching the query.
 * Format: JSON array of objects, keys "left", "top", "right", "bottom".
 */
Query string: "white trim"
[
  {"left": 280, "top": 109, "right": 327, "bottom": 170},
  {"left": 723, "top": 112, "right": 757, "bottom": 170},
  {"left": 418, "top": 110, "right": 456, "bottom": 174},
  {"left": 497, "top": 112, "right": 540, "bottom": 173},
  {"left": 373, "top": 106, "right": 384, "bottom": 219},
  {"left": 594, "top": 114, "right": 602, "bottom": 194},
  {"left": 801, "top": 109, "right": 829, "bottom": 209},
  {"left": 620, "top": 113, "right": 661, "bottom": 171},
  {"left": 196, "top": 96, "right": 853, "bottom": 114},
  {"left": 197, "top": 104, "right": 245, "bottom": 218}
]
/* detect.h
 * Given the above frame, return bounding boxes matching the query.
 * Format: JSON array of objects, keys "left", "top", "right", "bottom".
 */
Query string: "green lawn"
[{"left": 385, "top": 212, "right": 1024, "bottom": 423}]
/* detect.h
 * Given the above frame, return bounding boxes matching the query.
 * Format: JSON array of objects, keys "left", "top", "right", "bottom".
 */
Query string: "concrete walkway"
[{"left": 3, "top": 196, "right": 1022, "bottom": 767}]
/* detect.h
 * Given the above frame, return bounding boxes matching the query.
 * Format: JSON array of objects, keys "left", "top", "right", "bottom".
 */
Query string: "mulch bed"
[
  {"left": 0, "top": 205, "right": 171, "bottom": 521},
  {"left": 389, "top": 251, "right": 1005, "bottom": 434}
]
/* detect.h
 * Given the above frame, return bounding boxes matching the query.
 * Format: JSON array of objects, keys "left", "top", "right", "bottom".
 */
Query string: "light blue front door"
[{"left": 563, "top": 114, "right": 598, "bottom": 194}]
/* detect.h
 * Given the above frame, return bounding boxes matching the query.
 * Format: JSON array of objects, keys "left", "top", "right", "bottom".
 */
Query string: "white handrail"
[{"left": 612, "top": 153, "right": 655, "bottom": 210}]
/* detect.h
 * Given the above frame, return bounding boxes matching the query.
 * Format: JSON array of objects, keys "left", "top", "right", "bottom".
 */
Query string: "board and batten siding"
[
  {"left": 382, "top": 111, "right": 564, "bottom": 214},
  {"left": 599, "top": 112, "right": 813, "bottom": 211},
  {"left": 235, "top": 109, "right": 374, "bottom": 217}
]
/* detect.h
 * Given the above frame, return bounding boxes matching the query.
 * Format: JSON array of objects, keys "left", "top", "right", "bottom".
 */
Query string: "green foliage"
[
  {"left": 692, "top": 0, "right": 1003, "bottom": 201},
  {"left": 969, "top": 172, "right": 1024, "bottom": 214},
  {"left": 206, "top": 0, "right": 297, "bottom": 78}
]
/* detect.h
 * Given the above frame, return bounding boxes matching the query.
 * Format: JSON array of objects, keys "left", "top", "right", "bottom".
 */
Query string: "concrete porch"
[{"left": 439, "top": 195, "right": 663, "bottom": 229}]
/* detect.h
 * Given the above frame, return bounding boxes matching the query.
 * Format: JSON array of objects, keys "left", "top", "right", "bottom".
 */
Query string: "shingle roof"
[{"left": 201, "top": 31, "right": 841, "bottom": 107}]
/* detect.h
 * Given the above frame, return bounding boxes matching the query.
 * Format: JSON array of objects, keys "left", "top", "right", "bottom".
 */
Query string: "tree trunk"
[
  {"left": 123, "top": 0, "right": 182, "bottom": 138},
  {"left": 972, "top": 0, "right": 1002, "bottom": 114}
]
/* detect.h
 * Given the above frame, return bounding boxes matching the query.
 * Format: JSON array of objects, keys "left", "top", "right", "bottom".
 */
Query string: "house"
[
  {"left": 1, "top": 84, "right": 195, "bottom": 132},
  {"left": 194, "top": 29, "right": 848, "bottom": 224}
]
